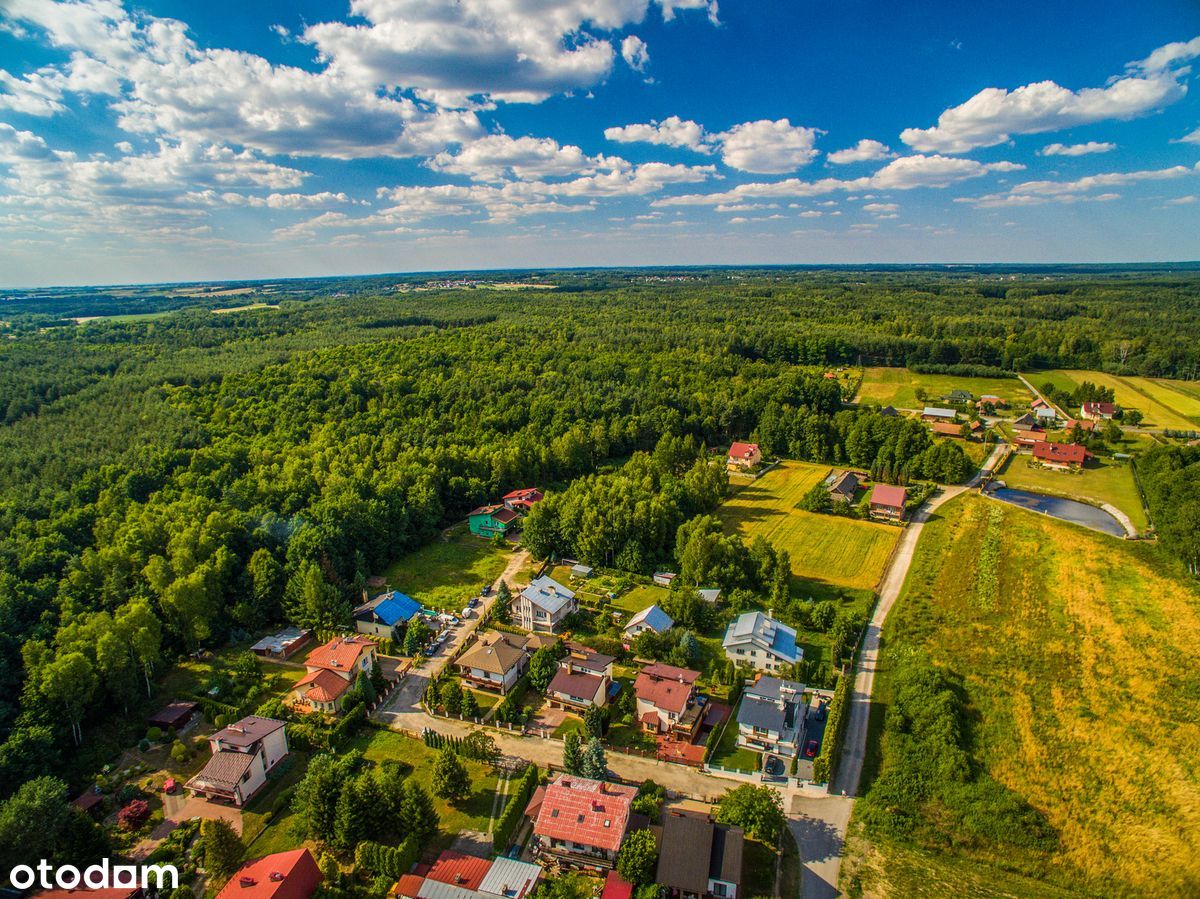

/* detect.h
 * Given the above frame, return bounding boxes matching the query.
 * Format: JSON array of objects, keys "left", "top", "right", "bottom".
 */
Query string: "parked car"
[
  {"left": 805, "top": 740, "right": 819, "bottom": 758},
  {"left": 467, "top": 596, "right": 480, "bottom": 608},
  {"left": 764, "top": 757, "right": 784, "bottom": 776},
  {"left": 481, "top": 585, "right": 493, "bottom": 597}
]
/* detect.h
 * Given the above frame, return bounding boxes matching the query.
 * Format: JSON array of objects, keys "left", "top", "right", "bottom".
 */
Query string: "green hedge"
[
  {"left": 331, "top": 704, "right": 367, "bottom": 748},
  {"left": 493, "top": 763, "right": 539, "bottom": 853},
  {"left": 354, "top": 837, "right": 420, "bottom": 879},
  {"left": 812, "top": 670, "right": 852, "bottom": 784}
]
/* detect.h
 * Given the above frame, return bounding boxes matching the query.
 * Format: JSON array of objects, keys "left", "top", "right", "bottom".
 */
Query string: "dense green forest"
[{"left": 1, "top": 268, "right": 1199, "bottom": 796}]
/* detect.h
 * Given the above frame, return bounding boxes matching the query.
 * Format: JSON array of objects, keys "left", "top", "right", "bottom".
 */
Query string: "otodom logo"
[{"left": 8, "top": 859, "right": 178, "bottom": 891}]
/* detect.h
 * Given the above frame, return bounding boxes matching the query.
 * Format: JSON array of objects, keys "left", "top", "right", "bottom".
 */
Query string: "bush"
[
  {"left": 170, "top": 741, "right": 190, "bottom": 763},
  {"left": 493, "top": 763, "right": 539, "bottom": 852},
  {"left": 812, "top": 671, "right": 851, "bottom": 784},
  {"left": 146, "top": 726, "right": 164, "bottom": 743},
  {"left": 355, "top": 837, "right": 420, "bottom": 879},
  {"left": 118, "top": 799, "right": 151, "bottom": 831}
]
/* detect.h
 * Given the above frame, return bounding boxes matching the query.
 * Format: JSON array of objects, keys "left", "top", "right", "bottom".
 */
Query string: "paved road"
[{"left": 788, "top": 794, "right": 853, "bottom": 899}]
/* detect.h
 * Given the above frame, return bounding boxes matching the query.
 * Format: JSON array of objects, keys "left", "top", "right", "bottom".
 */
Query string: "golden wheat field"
[{"left": 845, "top": 494, "right": 1200, "bottom": 896}]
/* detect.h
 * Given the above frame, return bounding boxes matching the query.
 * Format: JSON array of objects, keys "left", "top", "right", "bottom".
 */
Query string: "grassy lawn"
[
  {"left": 718, "top": 460, "right": 899, "bottom": 592},
  {"left": 1027, "top": 369, "right": 1200, "bottom": 430},
  {"left": 743, "top": 837, "right": 781, "bottom": 899},
  {"left": 708, "top": 718, "right": 759, "bottom": 772},
  {"left": 997, "top": 452, "right": 1149, "bottom": 530},
  {"left": 552, "top": 715, "right": 585, "bottom": 738},
  {"left": 856, "top": 367, "right": 1031, "bottom": 409},
  {"left": 608, "top": 582, "right": 669, "bottom": 616},
  {"left": 844, "top": 494, "right": 1200, "bottom": 896},
  {"left": 240, "top": 753, "right": 312, "bottom": 849},
  {"left": 381, "top": 525, "right": 514, "bottom": 612}
]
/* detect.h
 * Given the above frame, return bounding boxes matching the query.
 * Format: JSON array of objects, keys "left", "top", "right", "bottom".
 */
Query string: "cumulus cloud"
[
  {"left": 604, "top": 116, "right": 711, "bottom": 151},
  {"left": 862, "top": 202, "right": 898, "bottom": 213},
  {"left": 428, "top": 135, "right": 613, "bottom": 182},
  {"left": 900, "top": 35, "right": 1198, "bottom": 153},
  {"left": 301, "top": 0, "right": 715, "bottom": 107},
  {"left": 1040, "top": 141, "right": 1116, "bottom": 156},
  {"left": 605, "top": 116, "right": 821, "bottom": 172},
  {"left": 1176, "top": 126, "right": 1200, "bottom": 144},
  {"left": 960, "top": 163, "right": 1199, "bottom": 207},
  {"left": 621, "top": 35, "right": 650, "bottom": 73},
  {"left": 827, "top": 139, "right": 895, "bottom": 164}
]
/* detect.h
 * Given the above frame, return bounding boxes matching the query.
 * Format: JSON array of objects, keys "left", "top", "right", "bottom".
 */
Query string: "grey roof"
[
  {"left": 922, "top": 406, "right": 957, "bottom": 419},
  {"left": 657, "top": 813, "right": 744, "bottom": 894},
  {"left": 697, "top": 588, "right": 721, "bottom": 603},
  {"left": 744, "top": 675, "right": 804, "bottom": 702},
  {"left": 250, "top": 627, "right": 308, "bottom": 654},
  {"left": 709, "top": 823, "right": 745, "bottom": 886},
  {"left": 723, "top": 612, "right": 800, "bottom": 663},
  {"left": 737, "top": 694, "right": 788, "bottom": 733},
  {"left": 521, "top": 576, "right": 575, "bottom": 614},
  {"left": 477, "top": 858, "right": 541, "bottom": 898},
  {"left": 189, "top": 750, "right": 255, "bottom": 793}
]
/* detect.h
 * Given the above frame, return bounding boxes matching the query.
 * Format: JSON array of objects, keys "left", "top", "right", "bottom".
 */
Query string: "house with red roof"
[
  {"left": 527, "top": 775, "right": 638, "bottom": 870},
  {"left": 726, "top": 442, "right": 762, "bottom": 470},
  {"left": 1081, "top": 401, "right": 1117, "bottom": 421},
  {"left": 503, "top": 487, "right": 544, "bottom": 513},
  {"left": 393, "top": 852, "right": 542, "bottom": 899},
  {"left": 290, "top": 635, "right": 377, "bottom": 713},
  {"left": 869, "top": 484, "right": 908, "bottom": 522},
  {"left": 186, "top": 716, "right": 289, "bottom": 806},
  {"left": 634, "top": 663, "right": 703, "bottom": 741},
  {"left": 216, "top": 849, "right": 322, "bottom": 899},
  {"left": 1032, "top": 440, "right": 1091, "bottom": 469},
  {"left": 547, "top": 643, "right": 615, "bottom": 710}
]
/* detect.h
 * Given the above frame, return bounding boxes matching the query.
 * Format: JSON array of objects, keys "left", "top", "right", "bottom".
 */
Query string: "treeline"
[
  {"left": 755, "top": 404, "right": 974, "bottom": 484},
  {"left": 1136, "top": 444, "right": 1200, "bottom": 574}
]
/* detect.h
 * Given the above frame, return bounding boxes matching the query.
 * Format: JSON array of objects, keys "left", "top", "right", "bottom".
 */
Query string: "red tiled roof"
[
  {"left": 524, "top": 784, "right": 547, "bottom": 820},
  {"left": 503, "top": 488, "right": 543, "bottom": 502},
  {"left": 930, "top": 421, "right": 964, "bottom": 436},
  {"left": 601, "top": 871, "right": 634, "bottom": 899},
  {"left": 34, "top": 891, "right": 138, "bottom": 899},
  {"left": 534, "top": 775, "right": 637, "bottom": 853},
  {"left": 634, "top": 668, "right": 697, "bottom": 715},
  {"left": 295, "top": 668, "right": 351, "bottom": 703},
  {"left": 728, "top": 442, "right": 759, "bottom": 459},
  {"left": 305, "top": 636, "right": 373, "bottom": 674},
  {"left": 216, "top": 849, "right": 322, "bottom": 899},
  {"left": 425, "top": 851, "right": 490, "bottom": 890},
  {"left": 639, "top": 663, "right": 699, "bottom": 684},
  {"left": 548, "top": 668, "right": 604, "bottom": 702},
  {"left": 1063, "top": 419, "right": 1097, "bottom": 431},
  {"left": 393, "top": 874, "right": 425, "bottom": 899},
  {"left": 870, "top": 484, "right": 907, "bottom": 508},
  {"left": 1032, "top": 441, "right": 1090, "bottom": 465},
  {"left": 1082, "top": 401, "right": 1116, "bottom": 416}
]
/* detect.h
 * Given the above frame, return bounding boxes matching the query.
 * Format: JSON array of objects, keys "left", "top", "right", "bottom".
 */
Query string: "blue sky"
[{"left": 0, "top": 0, "right": 1198, "bottom": 286}]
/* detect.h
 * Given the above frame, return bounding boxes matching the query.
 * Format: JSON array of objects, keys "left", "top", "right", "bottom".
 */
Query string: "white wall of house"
[
  {"left": 353, "top": 618, "right": 393, "bottom": 639},
  {"left": 260, "top": 728, "right": 289, "bottom": 771}
]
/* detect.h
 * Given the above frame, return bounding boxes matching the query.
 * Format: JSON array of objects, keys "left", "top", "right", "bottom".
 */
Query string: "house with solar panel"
[
  {"left": 722, "top": 611, "right": 801, "bottom": 673},
  {"left": 353, "top": 590, "right": 424, "bottom": 638},
  {"left": 514, "top": 575, "right": 578, "bottom": 632}
]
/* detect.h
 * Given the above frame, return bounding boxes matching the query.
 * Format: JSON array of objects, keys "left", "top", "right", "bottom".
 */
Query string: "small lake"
[{"left": 987, "top": 487, "right": 1127, "bottom": 538}]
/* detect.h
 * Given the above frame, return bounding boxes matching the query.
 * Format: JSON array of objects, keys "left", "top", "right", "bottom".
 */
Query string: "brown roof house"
[
  {"left": 527, "top": 775, "right": 638, "bottom": 870},
  {"left": 456, "top": 631, "right": 538, "bottom": 694},
  {"left": 656, "top": 811, "right": 744, "bottom": 899},
  {"left": 869, "top": 484, "right": 907, "bottom": 522},
  {"left": 634, "top": 663, "right": 703, "bottom": 741},
  {"left": 547, "top": 643, "right": 615, "bottom": 710},
  {"left": 186, "top": 716, "right": 288, "bottom": 806}
]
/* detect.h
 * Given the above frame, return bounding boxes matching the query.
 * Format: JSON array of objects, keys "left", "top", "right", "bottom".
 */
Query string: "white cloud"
[
  {"left": 621, "top": 35, "right": 650, "bottom": 73},
  {"left": 428, "top": 135, "right": 613, "bottom": 182},
  {"left": 1165, "top": 195, "right": 1197, "bottom": 205},
  {"left": 604, "top": 116, "right": 711, "bottom": 151},
  {"left": 1176, "top": 126, "right": 1200, "bottom": 144},
  {"left": 862, "top": 202, "right": 898, "bottom": 213},
  {"left": 827, "top": 139, "right": 895, "bottom": 164},
  {"left": 301, "top": 0, "right": 715, "bottom": 107},
  {"left": 961, "top": 163, "right": 1199, "bottom": 207},
  {"left": 900, "top": 36, "right": 1198, "bottom": 153},
  {"left": 712, "top": 119, "right": 820, "bottom": 173},
  {"left": 1040, "top": 141, "right": 1116, "bottom": 156},
  {"left": 869, "top": 154, "right": 1023, "bottom": 190}
]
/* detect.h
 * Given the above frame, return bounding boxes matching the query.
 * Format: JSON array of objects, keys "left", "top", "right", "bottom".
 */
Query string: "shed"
[{"left": 149, "top": 701, "right": 199, "bottom": 730}]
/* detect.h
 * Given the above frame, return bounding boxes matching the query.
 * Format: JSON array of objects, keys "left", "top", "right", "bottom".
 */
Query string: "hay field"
[
  {"left": 856, "top": 367, "right": 1031, "bottom": 409},
  {"left": 1030, "top": 369, "right": 1200, "bottom": 430}
]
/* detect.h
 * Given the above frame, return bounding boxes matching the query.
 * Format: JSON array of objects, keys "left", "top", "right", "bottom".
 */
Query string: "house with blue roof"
[
  {"left": 623, "top": 603, "right": 674, "bottom": 639},
  {"left": 353, "top": 590, "right": 423, "bottom": 638},
  {"left": 722, "top": 611, "right": 802, "bottom": 673}
]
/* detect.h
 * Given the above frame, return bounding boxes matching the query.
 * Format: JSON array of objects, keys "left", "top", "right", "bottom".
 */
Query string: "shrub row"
[
  {"left": 354, "top": 837, "right": 420, "bottom": 880},
  {"left": 493, "top": 763, "right": 539, "bottom": 853},
  {"left": 812, "top": 669, "right": 852, "bottom": 784}
]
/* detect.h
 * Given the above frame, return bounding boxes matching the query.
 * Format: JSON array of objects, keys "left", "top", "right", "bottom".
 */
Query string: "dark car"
[
  {"left": 764, "top": 757, "right": 785, "bottom": 776},
  {"left": 805, "top": 740, "right": 819, "bottom": 758}
]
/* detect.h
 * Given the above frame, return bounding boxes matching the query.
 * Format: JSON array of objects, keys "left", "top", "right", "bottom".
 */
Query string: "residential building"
[
  {"left": 503, "top": 487, "right": 545, "bottom": 513},
  {"left": 623, "top": 603, "right": 674, "bottom": 638},
  {"left": 827, "top": 470, "right": 860, "bottom": 504},
  {"left": 1081, "top": 401, "right": 1117, "bottom": 421},
  {"left": 978, "top": 394, "right": 1005, "bottom": 409},
  {"left": 920, "top": 406, "right": 957, "bottom": 422},
  {"left": 548, "top": 643, "right": 615, "bottom": 710},
  {"left": 186, "top": 716, "right": 288, "bottom": 806},
  {"left": 352, "top": 591, "right": 422, "bottom": 638},
  {"left": 393, "top": 851, "right": 542, "bottom": 899},
  {"left": 735, "top": 676, "right": 805, "bottom": 757},
  {"left": 217, "top": 849, "right": 322, "bottom": 899},
  {"left": 697, "top": 588, "right": 722, "bottom": 604},
  {"left": 468, "top": 504, "right": 520, "bottom": 538},
  {"left": 869, "top": 483, "right": 907, "bottom": 522},
  {"left": 514, "top": 576, "right": 578, "bottom": 632},
  {"left": 527, "top": 775, "right": 638, "bottom": 870},
  {"left": 1032, "top": 440, "right": 1091, "bottom": 469},
  {"left": 1012, "top": 412, "right": 1040, "bottom": 429},
  {"left": 634, "top": 663, "right": 703, "bottom": 740},
  {"left": 653, "top": 572, "right": 677, "bottom": 587},
  {"left": 945, "top": 389, "right": 973, "bottom": 404},
  {"left": 726, "top": 442, "right": 762, "bottom": 469},
  {"left": 456, "top": 631, "right": 536, "bottom": 693},
  {"left": 291, "top": 635, "right": 377, "bottom": 713},
  {"left": 655, "top": 811, "right": 744, "bottom": 899},
  {"left": 1035, "top": 406, "right": 1057, "bottom": 424},
  {"left": 1063, "top": 418, "right": 1098, "bottom": 433},
  {"left": 722, "top": 611, "right": 801, "bottom": 672},
  {"left": 250, "top": 627, "right": 311, "bottom": 660}
]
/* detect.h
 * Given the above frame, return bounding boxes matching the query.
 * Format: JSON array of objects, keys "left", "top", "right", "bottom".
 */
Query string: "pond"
[{"left": 987, "top": 487, "right": 1127, "bottom": 538}]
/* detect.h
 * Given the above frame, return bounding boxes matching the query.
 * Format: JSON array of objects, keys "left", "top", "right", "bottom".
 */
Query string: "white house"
[
  {"left": 186, "top": 716, "right": 288, "bottom": 806},
  {"left": 722, "top": 611, "right": 801, "bottom": 672},
  {"left": 514, "top": 576, "right": 578, "bottom": 632},
  {"left": 623, "top": 603, "right": 674, "bottom": 638},
  {"left": 735, "top": 676, "right": 805, "bottom": 757},
  {"left": 727, "top": 442, "right": 762, "bottom": 469}
]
